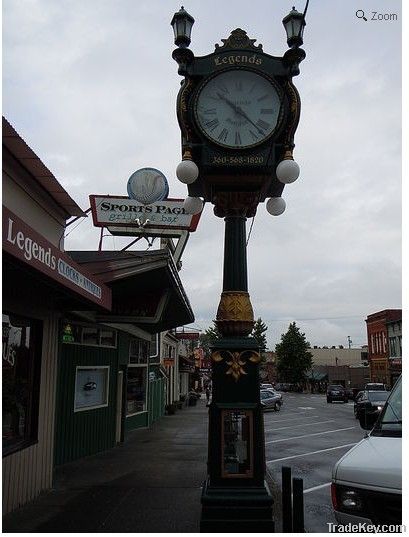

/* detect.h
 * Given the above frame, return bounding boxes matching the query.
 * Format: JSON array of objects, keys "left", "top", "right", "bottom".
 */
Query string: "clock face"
[{"left": 194, "top": 69, "right": 282, "bottom": 149}]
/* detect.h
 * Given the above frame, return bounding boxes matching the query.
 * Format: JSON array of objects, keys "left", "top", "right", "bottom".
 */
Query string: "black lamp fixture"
[
  {"left": 171, "top": 6, "right": 195, "bottom": 48},
  {"left": 282, "top": 6, "right": 306, "bottom": 48}
]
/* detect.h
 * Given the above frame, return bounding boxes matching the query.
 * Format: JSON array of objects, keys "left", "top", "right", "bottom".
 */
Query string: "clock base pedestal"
[{"left": 200, "top": 478, "right": 275, "bottom": 533}]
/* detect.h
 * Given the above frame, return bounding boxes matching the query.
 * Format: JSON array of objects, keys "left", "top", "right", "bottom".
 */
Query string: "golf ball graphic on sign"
[{"left": 127, "top": 167, "right": 169, "bottom": 204}]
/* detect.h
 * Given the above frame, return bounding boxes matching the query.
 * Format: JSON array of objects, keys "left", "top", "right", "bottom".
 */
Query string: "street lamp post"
[{"left": 171, "top": 6, "right": 306, "bottom": 532}]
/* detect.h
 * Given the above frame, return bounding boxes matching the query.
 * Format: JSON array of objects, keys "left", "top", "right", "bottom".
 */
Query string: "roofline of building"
[{"left": 2, "top": 116, "right": 85, "bottom": 218}]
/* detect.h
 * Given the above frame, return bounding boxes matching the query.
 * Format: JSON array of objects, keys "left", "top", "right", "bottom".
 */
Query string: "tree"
[
  {"left": 275, "top": 322, "right": 313, "bottom": 384},
  {"left": 199, "top": 322, "right": 221, "bottom": 356},
  {"left": 251, "top": 317, "right": 268, "bottom": 352}
]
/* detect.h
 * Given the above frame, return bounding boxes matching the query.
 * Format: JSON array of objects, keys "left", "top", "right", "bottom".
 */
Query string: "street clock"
[
  {"left": 173, "top": 28, "right": 304, "bottom": 205},
  {"left": 194, "top": 69, "right": 283, "bottom": 149}
]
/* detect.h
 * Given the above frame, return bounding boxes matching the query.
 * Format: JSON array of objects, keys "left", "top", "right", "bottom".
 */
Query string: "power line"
[{"left": 263, "top": 315, "right": 365, "bottom": 322}]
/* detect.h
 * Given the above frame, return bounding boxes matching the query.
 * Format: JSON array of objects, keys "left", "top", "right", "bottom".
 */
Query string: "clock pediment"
[{"left": 214, "top": 29, "right": 263, "bottom": 53}]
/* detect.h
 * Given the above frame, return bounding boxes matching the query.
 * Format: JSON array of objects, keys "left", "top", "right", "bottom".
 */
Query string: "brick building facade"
[{"left": 366, "top": 309, "right": 402, "bottom": 387}]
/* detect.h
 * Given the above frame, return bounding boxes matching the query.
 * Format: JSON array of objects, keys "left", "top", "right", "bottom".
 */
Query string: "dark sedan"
[
  {"left": 326, "top": 384, "right": 348, "bottom": 403},
  {"left": 353, "top": 390, "right": 390, "bottom": 420}
]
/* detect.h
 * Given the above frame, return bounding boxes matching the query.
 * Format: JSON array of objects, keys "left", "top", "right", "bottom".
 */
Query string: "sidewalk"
[{"left": 3, "top": 399, "right": 209, "bottom": 533}]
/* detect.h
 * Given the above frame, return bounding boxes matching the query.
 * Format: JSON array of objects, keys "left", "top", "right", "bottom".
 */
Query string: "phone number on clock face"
[{"left": 211, "top": 155, "right": 264, "bottom": 165}]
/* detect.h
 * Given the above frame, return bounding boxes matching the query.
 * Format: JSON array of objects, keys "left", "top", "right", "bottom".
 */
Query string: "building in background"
[
  {"left": 366, "top": 309, "right": 402, "bottom": 387},
  {"left": 309, "top": 347, "right": 367, "bottom": 367},
  {"left": 309, "top": 365, "right": 370, "bottom": 391},
  {"left": 386, "top": 317, "right": 402, "bottom": 386},
  {"left": 175, "top": 329, "right": 199, "bottom": 403}
]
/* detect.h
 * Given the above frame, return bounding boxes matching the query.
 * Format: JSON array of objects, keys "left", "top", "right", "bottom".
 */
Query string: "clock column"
[
  {"left": 171, "top": 5, "right": 307, "bottom": 533},
  {"left": 200, "top": 191, "right": 274, "bottom": 533}
]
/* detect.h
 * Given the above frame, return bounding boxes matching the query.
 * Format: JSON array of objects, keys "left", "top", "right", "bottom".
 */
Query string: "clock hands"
[{"left": 216, "top": 92, "right": 265, "bottom": 137}]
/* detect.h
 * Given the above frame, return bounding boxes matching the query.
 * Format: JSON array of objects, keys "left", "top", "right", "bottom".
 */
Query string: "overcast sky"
[{"left": 2, "top": 0, "right": 403, "bottom": 350}]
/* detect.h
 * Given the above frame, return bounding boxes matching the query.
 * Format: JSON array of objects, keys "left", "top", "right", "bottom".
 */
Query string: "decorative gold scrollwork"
[{"left": 211, "top": 349, "right": 260, "bottom": 381}]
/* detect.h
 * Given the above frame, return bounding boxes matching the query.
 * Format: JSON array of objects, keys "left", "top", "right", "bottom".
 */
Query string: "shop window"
[
  {"left": 74, "top": 366, "right": 109, "bottom": 412},
  {"left": 62, "top": 322, "right": 117, "bottom": 348},
  {"left": 126, "top": 366, "right": 147, "bottom": 415},
  {"left": 100, "top": 328, "right": 116, "bottom": 347},
  {"left": 129, "top": 338, "right": 149, "bottom": 364},
  {"left": 2, "top": 313, "right": 42, "bottom": 456},
  {"left": 389, "top": 337, "right": 397, "bottom": 357},
  {"left": 82, "top": 327, "right": 99, "bottom": 346}
]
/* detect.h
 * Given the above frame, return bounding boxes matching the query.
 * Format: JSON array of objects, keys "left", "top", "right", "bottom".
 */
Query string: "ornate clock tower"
[{"left": 171, "top": 6, "right": 307, "bottom": 532}]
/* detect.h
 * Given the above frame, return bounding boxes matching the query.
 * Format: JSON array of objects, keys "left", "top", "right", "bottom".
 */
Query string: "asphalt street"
[{"left": 264, "top": 391, "right": 365, "bottom": 533}]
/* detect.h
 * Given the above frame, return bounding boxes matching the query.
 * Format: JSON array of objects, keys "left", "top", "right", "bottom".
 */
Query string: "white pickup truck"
[{"left": 331, "top": 375, "right": 402, "bottom": 526}]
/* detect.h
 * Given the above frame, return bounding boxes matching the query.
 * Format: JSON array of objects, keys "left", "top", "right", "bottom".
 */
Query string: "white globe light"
[
  {"left": 176, "top": 160, "right": 199, "bottom": 184},
  {"left": 183, "top": 196, "right": 203, "bottom": 215},
  {"left": 266, "top": 197, "right": 286, "bottom": 216},
  {"left": 276, "top": 159, "right": 300, "bottom": 184}
]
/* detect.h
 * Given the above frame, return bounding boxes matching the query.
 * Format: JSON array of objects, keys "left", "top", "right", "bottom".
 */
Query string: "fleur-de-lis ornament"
[{"left": 212, "top": 350, "right": 260, "bottom": 381}]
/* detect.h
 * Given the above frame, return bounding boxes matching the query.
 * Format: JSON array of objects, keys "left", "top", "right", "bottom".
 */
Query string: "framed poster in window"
[{"left": 74, "top": 366, "right": 109, "bottom": 411}]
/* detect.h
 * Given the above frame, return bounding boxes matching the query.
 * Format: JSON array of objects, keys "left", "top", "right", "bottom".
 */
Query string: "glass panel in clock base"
[{"left": 221, "top": 409, "right": 253, "bottom": 478}]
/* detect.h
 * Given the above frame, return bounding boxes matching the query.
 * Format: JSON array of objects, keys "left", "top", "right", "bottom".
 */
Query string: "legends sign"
[{"left": 2, "top": 206, "right": 111, "bottom": 310}]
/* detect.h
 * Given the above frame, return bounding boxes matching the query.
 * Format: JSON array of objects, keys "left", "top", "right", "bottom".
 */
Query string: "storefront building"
[
  {"left": 366, "top": 309, "right": 402, "bottom": 387},
  {"left": 2, "top": 117, "right": 111, "bottom": 513},
  {"left": 54, "top": 322, "right": 165, "bottom": 465},
  {"left": 2, "top": 118, "right": 194, "bottom": 514},
  {"left": 386, "top": 317, "right": 402, "bottom": 386},
  {"left": 65, "top": 250, "right": 194, "bottom": 434}
]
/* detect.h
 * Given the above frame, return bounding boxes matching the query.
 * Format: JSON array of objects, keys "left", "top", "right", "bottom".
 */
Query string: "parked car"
[
  {"left": 353, "top": 390, "right": 389, "bottom": 421},
  {"left": 326, "top": 384, "right": 348, "bottom": 403},
  {"left": 274, "top": 383, "right": 286, "bottom": 391},
  {"left": 260, "top": 383, "right": 274, "bottom": 390},
  {"left": 274, "top": 382, "right": 299, "bottom": 392},
  {"left": 332, "top": 375, "right": 402, "bottom": 526},
  {"left": 264, "top": 388, "right": 283, "bottom": 403},
  {"left": 260, "top": 389, "right": 282, "bottom": 411},
  {"left": 344, "top": 388, "right": 358, "bottom": 400},
  {"left": 364, "top": 382, "right": 386, "bottom": 391}
]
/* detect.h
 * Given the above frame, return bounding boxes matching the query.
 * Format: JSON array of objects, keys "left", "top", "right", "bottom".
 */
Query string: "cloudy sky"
[{"left": 2, "top": 0, "right": 403, "bottom": 350}]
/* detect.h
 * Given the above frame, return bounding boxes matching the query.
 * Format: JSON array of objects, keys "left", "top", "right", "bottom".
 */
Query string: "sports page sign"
[{"left": 90, "top": 195, "right": 201, "bottom": 231}]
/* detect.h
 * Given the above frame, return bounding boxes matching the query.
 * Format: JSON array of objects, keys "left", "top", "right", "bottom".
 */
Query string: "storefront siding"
[
  {"left": 54, "top": 343, "right": 118, "bottom": 466},
  {"left": 149, "top": 379, "right": 165, "bottom": 425},
  {"left": 125, "top": 411, "right": 148, "bottom": 430},
  {"left": 2, "top": 316, "right": 59, "bottom": 514}
]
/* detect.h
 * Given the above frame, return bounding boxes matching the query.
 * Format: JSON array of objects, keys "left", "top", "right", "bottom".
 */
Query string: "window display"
[
  {"left": 2, "top": 313, "right": 42, "bottom": 454},
  {"left": 129, "top": 338, "right": 150, "bottom": 364},
  {"left": 126, "top": 367, "right": 147, "bottom": 415}
]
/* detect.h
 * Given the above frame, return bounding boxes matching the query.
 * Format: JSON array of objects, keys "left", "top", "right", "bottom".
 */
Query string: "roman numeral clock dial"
[{"left": 194, "top": 69, "right": 282, "bottom": 149}]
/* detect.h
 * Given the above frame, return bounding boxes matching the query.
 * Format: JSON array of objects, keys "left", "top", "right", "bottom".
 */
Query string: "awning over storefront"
[{"left": 68, "top": 250, "right": 195, "bottom": 333}]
